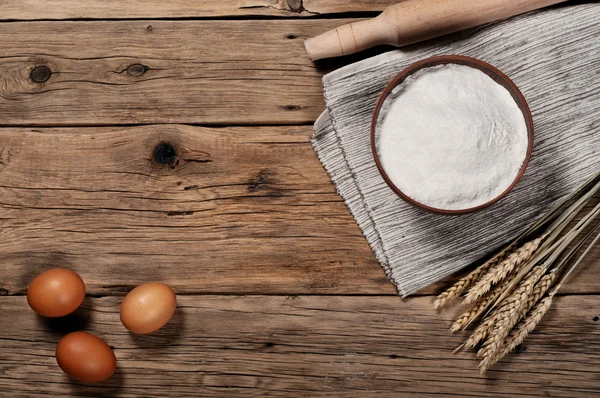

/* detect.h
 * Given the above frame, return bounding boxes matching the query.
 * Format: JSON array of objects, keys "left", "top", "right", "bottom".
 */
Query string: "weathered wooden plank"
[
  {"left": 0, "top": 19, "right": 376, "bottom": 126},
  {"left": 0, "top": 0, "right": 395, "bottom": 20},
  {"left": 0, "top": 295, "right": 598, "bottom": 397},
  {"left": 0, "top": 125, "right": 392, "bottom": 295},
  {"left": 0, "top": 125, "right": 598, "bottom": 296}
]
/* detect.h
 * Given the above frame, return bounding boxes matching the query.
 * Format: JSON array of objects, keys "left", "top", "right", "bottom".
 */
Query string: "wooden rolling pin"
[{"left": 304, "top": 0, "right": 566, "bottom": 61}]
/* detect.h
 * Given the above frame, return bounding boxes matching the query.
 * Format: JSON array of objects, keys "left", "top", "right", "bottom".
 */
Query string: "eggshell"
[
  {"left": 27, "top": 268, "right": 86, "bottom": 317},
  {"left": 120, "top": 282, "right": 176, "bottom": 334},
  {"left": 56, "top": 331, "right": 116, "bottom": 383}
]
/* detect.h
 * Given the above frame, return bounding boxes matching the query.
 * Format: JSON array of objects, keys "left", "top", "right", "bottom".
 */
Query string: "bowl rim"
[{"left": 370, "top": 54, "right": 534, "bottom": 215}]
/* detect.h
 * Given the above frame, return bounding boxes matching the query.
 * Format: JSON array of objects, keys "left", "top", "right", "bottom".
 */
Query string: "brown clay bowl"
[{"left": 371, "top": 55, "right": 534, "bottom": 215}]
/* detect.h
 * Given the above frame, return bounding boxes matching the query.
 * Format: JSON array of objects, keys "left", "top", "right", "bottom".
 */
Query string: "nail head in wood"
[
  {"left": 30, "top": 65, "right": 52, "bottom": 83},
  {"left": 127, "top": 64, "right": 148, "bottom": 77},
  {"left": 286, "top": 0, "right": 304, "bottom": 13}
]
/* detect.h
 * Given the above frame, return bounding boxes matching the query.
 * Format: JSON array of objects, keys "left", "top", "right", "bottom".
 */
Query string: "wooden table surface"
[{"left": 1, "top": 2, "right": 599, "bottom": 397}]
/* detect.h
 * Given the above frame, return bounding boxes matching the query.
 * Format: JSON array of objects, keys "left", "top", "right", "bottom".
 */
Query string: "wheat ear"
[
  {"left": 477, "top": 270, "right": 556, "bottom": 370},
  {"left": 463, "top": 238, "right": 541, "bottom": 305},
  {"left": 480, "top": 225, "right": 600, "bottom": 372},
  {"left": 450, "top": 277, "right": 510, "bottom": 333},
  {"left": 476, "top": 265, "right": 546, "bottom": 361},
  {"left": 461, "top": 267, "right": 553, "bottom": 349},
  {"left": 478, "top": 295, "right": 553, "bottom": 373},
  {"left": 524, "top": 269, "right": 557, "bottom": 313},
  {"left": 434, "top": 252, "right": 505, "bottom": 309},
  {"left": 463, "top": 306, "right": 499, "bottom": 350}
]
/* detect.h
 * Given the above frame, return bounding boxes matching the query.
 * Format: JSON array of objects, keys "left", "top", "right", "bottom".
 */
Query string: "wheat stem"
[
  {"left": 491, "top": 202, "right": 600, "bottom": 311},
  {"left": 436, "top": 173, "right": 599, "bottom": 310},
  {"left": 553, "top": 224, "right": 600, "bottom": 292},
  {"left": 519, "top": 171, "right": 600, "bottom": 240}
]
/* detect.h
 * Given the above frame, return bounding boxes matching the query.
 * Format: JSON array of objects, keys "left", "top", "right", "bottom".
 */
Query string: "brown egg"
[
  {"left": 120, "top": 282, "right": 176, "bottom": 334},
  {"left": 27, "top": 268, "right": 86, "bottom": 317},
  {"left": 56, "top": 331, "right": 116, "bottom": 383}
]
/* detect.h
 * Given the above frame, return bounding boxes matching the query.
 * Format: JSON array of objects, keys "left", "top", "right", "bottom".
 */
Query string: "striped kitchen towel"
[{"left": 312, "top": 3, "right": 600, "bottom": 296}]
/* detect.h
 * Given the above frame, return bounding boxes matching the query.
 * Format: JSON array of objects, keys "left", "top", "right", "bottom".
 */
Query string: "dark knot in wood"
[
  {"left": 30, "top": 65, "right": 52, "bottom": 83},
  {"left": 286, "top": 0, "right": 305, "bottom": 13},
  {"left": 127, "top": 64, "right": 148, "bottom": 77},
  {"left": 153, "top": 142, "right": 178, "bottom": 166}
]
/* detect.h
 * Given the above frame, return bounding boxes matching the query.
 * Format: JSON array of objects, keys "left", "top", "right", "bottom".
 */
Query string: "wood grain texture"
[
  {"left": 0, "top": 125, "right": 598, "bottom": 296},
  {"left": 0, "top": 125, "right": 393, "bottom": 296},
  {"left": 0, "top": 19, "right": 369, "bottom": 126},
  {"left": 1, "top": 295, "right": 599, "bottom": 397},
  {"left": 0, "top": 0, "right": 396, "bottom": 20},
  {"left": 0, "top": 4, "right": 597, "bottom": 397}
]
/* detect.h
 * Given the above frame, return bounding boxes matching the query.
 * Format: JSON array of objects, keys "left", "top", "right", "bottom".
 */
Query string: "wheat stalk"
[
  {"left": 440, "top": 171, "right": 599, "bottom": 371},
  {"left": 461, "top": 267, "right": 553, "bottom": 350},
  {"left": 478, "top": 295, "right": 554, "bottom": 373},
  {"left": 463, "top": 304, "right": 501, "bottom": 350},
  {"left": 434, "top": 252, "right": 505, "bottom": 309},
  {"left": 463, "top": 172, "right": 600, "bottom": 310},
  {"left": 524, "top": 269, "right": 557, "bottom": 312},
  {"left": 433, "top": 174, "right": 596, "bottom": 311},
  {"left": 436, "top": 172, "right": 600, "bottom": 311},
  {"left": 516, "top": 224, "right": 594, "bottom": 320},
  {"left": 464, "top": 207, "right": 599, "bottom": 354},
  {"left": 476, "top": 265, "right": 546, "bottom": 361},
  {"left": 491, "top": 202, "right": 600, "bottom": 312},
  {"left": 450, "top": 277, "right": 510, "bottom": 333},
  {"left": 463, "top": 238, "right": 541, "bottom": 306},
  {"left": 479, "top": 223, "right": 600, "bottom": 372}
]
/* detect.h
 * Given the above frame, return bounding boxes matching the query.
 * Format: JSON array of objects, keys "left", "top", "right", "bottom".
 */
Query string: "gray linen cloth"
[{"left": 311, "top": 3, "right": 600, "bottom": 296}]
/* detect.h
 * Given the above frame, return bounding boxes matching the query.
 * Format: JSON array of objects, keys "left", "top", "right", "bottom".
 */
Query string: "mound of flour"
[{"left": 376, "top": 64, "right": 529, "bottom": 211}]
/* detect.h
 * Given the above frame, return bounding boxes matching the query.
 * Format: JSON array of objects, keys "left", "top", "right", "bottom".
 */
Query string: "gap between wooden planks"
[
  {"left": 0, "top": 0, "right": 397, "bottom": 20},
  {"left": 0, "top": 125, "right": 597, "bottom": 297},
  {"left": 0, "top": 295, "right": 599, "bottom": 397}
]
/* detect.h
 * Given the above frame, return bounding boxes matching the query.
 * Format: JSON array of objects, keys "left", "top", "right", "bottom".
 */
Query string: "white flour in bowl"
[{"left": 376, "top": 63, "right": 529, "bottom": 211}]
